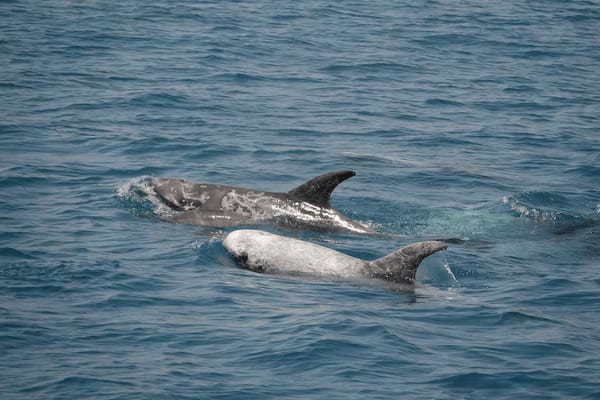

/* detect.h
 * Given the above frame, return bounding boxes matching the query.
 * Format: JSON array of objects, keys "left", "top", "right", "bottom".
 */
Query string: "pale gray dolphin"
[
  {"left": 149, "top": 170, "right": 374, "bottom": 234},
  {"left": 223, "top": 230, "right": 448, "bottom": 285}
]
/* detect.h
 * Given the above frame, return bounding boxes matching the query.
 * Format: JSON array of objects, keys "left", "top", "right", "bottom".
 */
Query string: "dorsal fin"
[
  {"left": 287, "top": 170, "right": 356, "bottom": 208},
  {"left": 368, "top": 241, "right": 448, "bottom": 284}
]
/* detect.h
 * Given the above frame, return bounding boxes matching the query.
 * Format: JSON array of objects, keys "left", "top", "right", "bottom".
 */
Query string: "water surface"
[{"left": 2, "top": 1, "right": 600, "bottom": 399}]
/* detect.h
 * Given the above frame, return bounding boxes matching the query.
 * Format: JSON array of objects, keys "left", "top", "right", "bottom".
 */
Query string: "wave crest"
[
  {"left": 116, "top": 176, "right": 176, "bottom": 219},
  {"left": 502, "top": 191, "right": 597, "bottom": 234}
]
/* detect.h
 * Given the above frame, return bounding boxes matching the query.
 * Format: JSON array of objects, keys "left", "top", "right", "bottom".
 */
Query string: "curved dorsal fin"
[
  {"left": 368, "top": 241, "right": 448, "bottom": 284},
  {"left": 287, "top": 170, "right": 355, "bottom": 208}
]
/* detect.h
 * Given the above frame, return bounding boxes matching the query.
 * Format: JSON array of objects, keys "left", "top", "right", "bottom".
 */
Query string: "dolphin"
[
  {"left": 149, "top": 170, "right": 374, "bottom": 234},
  {"left": 223, "top": 229, "right": 448, "bottom": 286}
]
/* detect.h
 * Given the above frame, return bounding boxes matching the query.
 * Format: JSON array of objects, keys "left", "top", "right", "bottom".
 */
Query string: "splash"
[
  {"left": 415, "top": 286, "right": 468, "bottom": 302},
  {"left": 502, "top": 191, "right": 595, "bottom": 228},
  {"left": 116, "top": 176, "right": 177, "bottom": 218},
  {"left": 442, "top": 262, "right": 457, "bottom": 282},
  {"left": 191, "top": 231, "right": 225, "bottom": 250}
]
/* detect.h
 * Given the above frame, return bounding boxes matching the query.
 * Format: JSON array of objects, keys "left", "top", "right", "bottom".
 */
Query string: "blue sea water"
[{"left": 2, "top": 0, "right": 600, "bottom": 398}]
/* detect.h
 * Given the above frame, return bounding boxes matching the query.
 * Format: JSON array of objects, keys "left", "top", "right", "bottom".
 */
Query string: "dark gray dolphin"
[{"left": 149, "top": 170, "right": 374, "bottom": 234}]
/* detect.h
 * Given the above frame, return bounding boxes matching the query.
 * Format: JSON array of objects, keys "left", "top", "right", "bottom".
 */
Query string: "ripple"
[
  {"left": 424, "top": 98, "right": 465, "bottom": 107},
  {"left": 0, "top": 247, "right": 36, "bottom": 260},
  {"left": 127, "top": 92, "right": 193, "bottom": 108},
  {"left": 21, "top": 376, "right": 135, "bottom": 394},
  {"left": 524, "top": 290, "right": 600, "bottom": 308},
  {"left": 521, "top": 49, "right": 564, "bottom": 59},
  {"left": 502, "top": 191, "right": 598, "bottom": 234},
  {"left": 495, "top": 310, "right": 560, "bottom": 326},
  {"left": 322, "top": 62, "right": 419, "bottom": 74}
]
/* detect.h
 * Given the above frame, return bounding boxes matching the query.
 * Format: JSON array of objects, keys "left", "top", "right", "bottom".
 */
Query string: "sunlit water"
[{"left": 2, "top": 1, "right": 600, "bottom": 399}]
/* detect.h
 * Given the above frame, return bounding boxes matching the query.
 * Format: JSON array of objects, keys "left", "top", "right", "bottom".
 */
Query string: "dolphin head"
[{"left": 222, "top": 230, "right": 271, "bottom": 269}]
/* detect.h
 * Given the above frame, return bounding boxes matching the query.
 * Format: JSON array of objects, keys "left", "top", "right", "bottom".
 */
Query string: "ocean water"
[{"left": 2, "top": 0, "right": 600, "bottom": 398}]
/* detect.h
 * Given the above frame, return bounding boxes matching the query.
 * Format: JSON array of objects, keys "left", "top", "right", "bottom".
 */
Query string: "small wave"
[
  {"left": 521, "top": 49, "right": 563, "bottom": 59},
  {"left": 191, "top": 232, "right": 226, "bottom": 250},
  {"left": 473, "top": 100, "right": 553, "bottom": 112},
  {"left": 502, "top": 191, "right": 597, "bottom": 234},
  {"left": 1, "top": 260, "right": 120, "bottom": 282},
  {"left": 321, "top": 62, "right": 418, "bottom": 74},
  {"left": 566, "top": 165, "right": 600, "bottom": 179},
  {"left": 128, "top": 92, "right": 192, "bottom": 108},
  {"left": 427, "top": 369, "right": 563, "bottom": 391},
  {"left": 0, "top": 175, "right": 48, "bottom": 188},
  {"left": 417, "top": 33, "right": 479, "bottom": 45},
  {"left": 495, "top": 310, "right": 560, "bottom": 326},
  {"left": 337, "top": 151, "right": 429, "bottom": 167},
  {"left": 0, "top": 260, "right": 123, "bottom": 299},
  {"left": 116, "top": 176, "right": 176, "bottom": 219},
  {"left": 21, "top": 375, "right": 135, "bottom": 394},
  {"left": 503, "top": 85, "right": 539, "bottom": 93},
  {"left": 564, "top": 13, "right": 600, "bottom": 22},
  {"left": 415, "top": 286, "right": 469, "bottom": 303},
  {"left": 524, "top": 290, "right": 600, "bottom": 307},
  {"left": 212, "top": 72, "right": 266, "bottom": 83},
  {"left": 83, "top": 292, "right": 205, "bottom": 310},
  {"left": 425, "top": 98, "right": 465, "bottom": 107},
  {"left": 252, "top": 148, "right": 321, "bottom": 158},
  {"left": 0, "top": 247, "right": 36, "bottom": 260}
]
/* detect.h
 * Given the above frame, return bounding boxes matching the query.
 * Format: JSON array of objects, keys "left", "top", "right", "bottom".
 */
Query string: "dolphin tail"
[
  {"left": 367, "top": 241, "right": 448, "bottom": 284},
  {"left": 287, "top": 170, "right": 356, "bottom": 208}
]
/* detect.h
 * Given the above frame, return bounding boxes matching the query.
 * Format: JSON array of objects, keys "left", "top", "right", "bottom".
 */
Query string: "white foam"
[
  {"left": 191, "top": 231, "right": 224, "bottom": 250},
  {"left": 415, "top": 285, "right": 462, "bottom": 301},
  {"left": 503, "top": 195, "right": 542, "bottom": 220},
  {"left": 116, "top": 176, "right": 177, "bottom": 217}
]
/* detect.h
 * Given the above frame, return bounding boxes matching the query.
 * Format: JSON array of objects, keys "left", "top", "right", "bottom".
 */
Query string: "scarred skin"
[
  {"left": 149, "top": 170, "right": 375, "bottom": 234},
  {"left": 223, "top": 230, "right": 448, "bottom": 285}
]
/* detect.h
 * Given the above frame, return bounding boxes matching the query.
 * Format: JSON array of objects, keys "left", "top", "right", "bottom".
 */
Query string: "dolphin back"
[
  {"left": 287, "top": 170, "right": 356, "bottom": 208},
  {"left": 367, "top": 241, "right": 448, "bottom": 284},
  {"left": 223, "top": 229, "right": 367, "bottom": 277}
]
